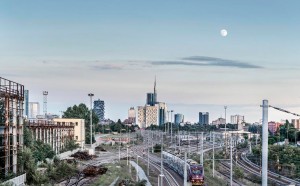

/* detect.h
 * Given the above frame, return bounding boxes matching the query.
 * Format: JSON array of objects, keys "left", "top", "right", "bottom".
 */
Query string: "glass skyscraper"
[
  {"left": 199, "top": 112, "right": 209, "bottom": 125},
  {"left": 24, "top": 90, "right": 29, "bottom": 118},
  {"left": 175, "top": 113, "right": 184, "bottom": 125},
  {"left": 93, "top": 99, "right": 105, "bottom": 121}
]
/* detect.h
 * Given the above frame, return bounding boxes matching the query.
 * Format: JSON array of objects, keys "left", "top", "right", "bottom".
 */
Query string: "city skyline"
[{"left": 1, "top": 1, "right": 300, "bottom": 123}]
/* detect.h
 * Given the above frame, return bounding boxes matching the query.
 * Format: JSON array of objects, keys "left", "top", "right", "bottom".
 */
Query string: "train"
[{"left": 162, "top": 151, "right": 204, "bottom": 186}]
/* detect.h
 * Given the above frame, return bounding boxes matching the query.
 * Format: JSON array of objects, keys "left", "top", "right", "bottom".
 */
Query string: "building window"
[
  {"left": 76, "top": 136, "right": 78, "bottom": 140},
  {"left": 75, "top": 122, "right": 78, "bottom": 126}
]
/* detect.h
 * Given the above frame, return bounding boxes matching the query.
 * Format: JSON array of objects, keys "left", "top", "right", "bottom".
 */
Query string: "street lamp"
[
  {"left": 224, "top": 106, "right": 227, "bottom": 152},
  {"left": 171, "top": 110, "right": 174, "bottom": 145},
  {"left": 167, "top": 111, "right": 170, "bottom": 135},
  {"left": 88, "top": 93, "right": 94, "bottom": 146}
]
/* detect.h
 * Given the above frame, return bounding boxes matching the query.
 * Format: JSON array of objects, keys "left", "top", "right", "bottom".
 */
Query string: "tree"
[
  {"left": 23, "top": 125, "right": 33, "bottom": 147},
  {"left": 32, "top": 140, "right": 55, "bottom": 162},
  {"left": 63, "top": 103, "right": 99, "bottom": 144},
  {"left": 64, "top": 139, "right": 80, "bottom": 151}
]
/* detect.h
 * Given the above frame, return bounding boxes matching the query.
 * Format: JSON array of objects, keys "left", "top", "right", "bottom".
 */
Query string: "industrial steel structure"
[
  {"left": 27, "top": 120, "right": 75, "bottom": 153},
  {"left": 0, "top": 77, "right": 24, "bottom": 177}
]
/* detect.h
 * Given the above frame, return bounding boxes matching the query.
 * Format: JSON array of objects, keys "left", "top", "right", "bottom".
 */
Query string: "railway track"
[
  {"left": 236, "top": 151, "right": 300, "bottom": 186},
  {"left": 132, "top": 145, "right": 181, "bottom": 186},
  {"left": 218, "top": 161, "right": 244, "bottom": 186}
]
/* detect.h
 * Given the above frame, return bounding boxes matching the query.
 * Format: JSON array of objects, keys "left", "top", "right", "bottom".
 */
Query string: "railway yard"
[{"left": 52, "top": 130, "right": 300, "bottom": 186}]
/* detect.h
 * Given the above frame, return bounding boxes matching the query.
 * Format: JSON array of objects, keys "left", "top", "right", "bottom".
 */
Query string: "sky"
[{"left": 1, "top": 1, "right": 300, "bottom": 123}]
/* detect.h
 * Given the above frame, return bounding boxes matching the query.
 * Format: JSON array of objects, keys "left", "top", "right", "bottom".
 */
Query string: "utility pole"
[
  {"left": 249, "top": 133, "right": 252, "bottom": 154},
  {"left": 212, "top": 132, "right": 215, "bottom": 177},
  {"left": 127, "top": 145, "right": 129, "bottom": 166},
  {"left": 188, "top": 132, "right": 190, "bottom": 157},
  {"left": 230, "top": 135, "right": 233, "bottom": 186},
  {"left": 184, "top": 152, "right": 187, "bottom": 186},
  {"left": 88, "top": 93, "right": 94, "bottom": 146},
  {"left": 160, "top": 134, "right": 164, "bottom": 186},
  {"left": 147, "top": 132, "right": 150, "bottom": 176},
  {"left": 201, "top": 132, "right": 204, "bottom": 166},
  {"left": 167, "top": 111, "right": 170, "bottom": 135},
  {"left": 119, "top": 146, "right": 121, "bottom": 162},
  {"left": 171, "top": 110, "right": 174, "bottom": 145},
  {"left": 136, "top": 155, "right": 139, "bottom": 182},
  {"left": 224, "top": 106, "right": 227, "bottom": 154},
  {"left": 262, "top": 100, "right": 268, "bottom": 186}
]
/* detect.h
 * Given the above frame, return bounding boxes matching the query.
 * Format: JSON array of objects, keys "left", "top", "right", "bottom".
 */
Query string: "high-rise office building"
[
  {"left": 199, "top": 112, "right": 209, "bottom": 125},
  {"left": 93, "top": 99, "right": 105, "bottom": 121},
  {"left": 146, "top": 77, "right": 158, "bottom": 106},
  {"left": 127, "top": 107, "right": 136, "bottom": 124},
  {"left": 230, "top": 115, "right": 244, "bottom": 124},
  {"left": 157, "top": 102, "right": 167, "bottom": 126},
  {"left": 137, "top": 105, "right": 158, "bottom": 128},
  {"left": 146, "top": 93, "right": 155, "bottom": 106},
  {"left": 29, "top": 102, "right": 40, "bottom": 119},
  {"left": 174, "top": 113, "right": 184, "bottom": 125},
  {"left": 231, "top": 115, "right": 245, "bottom": 130},
  {"left": 24, "top": 90, "right": 29, "bottom": 118},
  {"left": 138, "top": 77, "right": 167, "bottom": 128}
]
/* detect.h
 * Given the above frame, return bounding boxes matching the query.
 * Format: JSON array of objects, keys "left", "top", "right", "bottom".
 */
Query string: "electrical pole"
[
  {"left": 148, "top": 131, "right": 150, "bottom": 176},
  {"left": 212, "top": 132, "right": 215, "bottom": 177},
  {"left": 88, "top": 93, "right": 94, "bottom": 146},
  {"left": 184, "top": 152, "right": 187, "bottom": 186},
  {"left": 230, "top": 135, "right": 233, "bottom": 186},
  {"left": 201, "top": 132, "right": 204, "bottom": 166},
  {"left": 136, "top": 155, "right": 139, "bottom": 182},
  {"left": 262, "top": 100, "right": 269, "bottom": 186},
  {"left": 171, "top": 110, "right": 174, "bottom": 145},
  {"left": 224, "top": 106, "right": 227, "bottom": 154},
  {"left": 167, "top": 111, "right": 170, "bottom": 135},
  {"left": 119, "top": 146, "right": 121, "bottom": 162},
  {"left": 188, "top": 132, "right": 190, "bottom": 157},
  {"left": 160, "top": 134, "right": 164, "bottom": 186}
]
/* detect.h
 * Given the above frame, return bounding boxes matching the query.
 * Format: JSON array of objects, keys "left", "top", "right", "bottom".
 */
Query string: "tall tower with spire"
[{"left": 154, "top": 76, "right": 157, "bottom": 104}]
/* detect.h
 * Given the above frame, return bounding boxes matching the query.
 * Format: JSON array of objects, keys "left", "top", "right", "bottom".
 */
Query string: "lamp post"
[
  {"left": 171, "top": 110, "right": 174, "bottom": 145},
  {"left": 160, "top": 134, "right": 164, "bottom": 186},
  {"left": 88, "top": 93, "right": 94, "bottom": 146},
  {"left": 224, "top": 106, "right": 227, "bottom": 153},
  {"left": 167, "top": 111, "right": 170, "bottom": 135}
]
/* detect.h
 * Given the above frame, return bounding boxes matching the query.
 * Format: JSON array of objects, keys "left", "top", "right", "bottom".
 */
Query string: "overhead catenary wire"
[{"left": 269, "top": 105, "right": 300, "bottom": 117}]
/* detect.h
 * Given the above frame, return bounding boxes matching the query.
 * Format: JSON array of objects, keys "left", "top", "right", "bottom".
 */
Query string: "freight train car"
[{"left": 162, "top": 151, "right": 204, "bottom": 185}]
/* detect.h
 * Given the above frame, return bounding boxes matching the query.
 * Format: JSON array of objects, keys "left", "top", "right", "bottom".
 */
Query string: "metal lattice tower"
[{"left": 43, "top": 91, "right": 48, "bottom": 116}]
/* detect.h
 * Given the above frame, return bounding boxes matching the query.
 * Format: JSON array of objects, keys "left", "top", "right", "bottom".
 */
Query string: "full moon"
[{"left": 220, "top": 29, "right": 228, "bottom": 37}]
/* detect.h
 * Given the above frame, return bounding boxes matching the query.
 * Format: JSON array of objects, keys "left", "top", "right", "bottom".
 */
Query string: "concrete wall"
[{"left": 3, "top": 173, "right": 26, "bottom": 186}]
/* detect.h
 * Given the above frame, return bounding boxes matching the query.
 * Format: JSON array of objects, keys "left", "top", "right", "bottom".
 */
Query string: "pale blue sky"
[{"left": 1, "top": 1, "right": 300, "bottom": 123}]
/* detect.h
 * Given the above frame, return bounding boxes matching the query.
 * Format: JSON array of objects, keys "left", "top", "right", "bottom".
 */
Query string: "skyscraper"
[
  {"left": 93, "top": 99, "right": 105, "bottom": 121},
  {"left": 199, "top": 112, "right": 209, "bottom": 125},
  {"left": 146, "top": 77, "right": 158, "bottom": 106},
  {"left": 175, "top": 113, "right": 184, "bottom": 125},
  {"left": 137, "top": 105, "right": 158, "bottom": 128},
  {"left": 157, "top": 102, "right": 167, "bottom": 126},
  {"left": 153, "top": 76, "right": 157, "bottom": 104},
  {"left": 128, "top": 107, "right": 136, "bottom": 124},
  {"left": 24, "top": 90, "right": 29, "bottom": 118},
  {"left": 29, "top": 102, "right": 40, "bottom": 119},
  {"left": 146, "top": 93, "right": 155, "bottom": 106},
  {"left": 138, "top": 77, "right": 167, "bottom": 128}
]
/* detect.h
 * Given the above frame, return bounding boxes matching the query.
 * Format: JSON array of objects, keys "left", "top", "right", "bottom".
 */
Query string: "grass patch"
[{"left": 91, "top": 161, "right": 133, "bottom": 186}]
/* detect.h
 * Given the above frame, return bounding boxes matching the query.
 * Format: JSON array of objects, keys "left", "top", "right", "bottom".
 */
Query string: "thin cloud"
[
  {"left": 91, "top": 64, "right": 123, "bottom": 71},
  {"left": 151, "top": 56, "right": 263, "bottom": 69}
]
